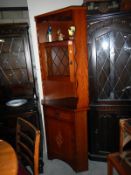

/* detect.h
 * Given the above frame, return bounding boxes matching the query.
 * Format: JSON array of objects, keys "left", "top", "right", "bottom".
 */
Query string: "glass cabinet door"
[
  {"left": 42, "top": 40, "right": 75, "bottom": 82},
  {"left": 88, "top": 14, "right": 131, "bottom": 101}
]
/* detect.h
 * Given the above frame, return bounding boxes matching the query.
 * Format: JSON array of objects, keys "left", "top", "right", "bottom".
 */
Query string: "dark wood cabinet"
[
  {"left": 0, "top": 24, "right": 34, "bottom": 90},
  {"left": 35, "top": 6, "right": 89, "bottom": 172},
  {"left": 87, "top": 11, "right": 131, "bottom": 160},
  {"left": 0, "top": 24, "right": 39, "bottom": 149},
  {"left": 88, "top": 104, "right": 131, "bottom": 160}
]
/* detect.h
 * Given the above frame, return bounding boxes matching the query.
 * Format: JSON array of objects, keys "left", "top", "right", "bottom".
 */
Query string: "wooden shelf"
[
  {"left": 47, "top": 76, "right": 70, "bottom": 81},
  {"left": 44, "top": 40, "right": 73, "bottom": 47}
]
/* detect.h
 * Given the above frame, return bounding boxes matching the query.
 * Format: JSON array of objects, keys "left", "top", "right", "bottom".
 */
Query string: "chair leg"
[{"left": 107, "top": 158, "right": 113, "bottom": 175}]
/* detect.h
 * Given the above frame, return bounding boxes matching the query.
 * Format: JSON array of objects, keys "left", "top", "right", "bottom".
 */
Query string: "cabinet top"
[{"left": 35, "top": 6, "right": 87, "bottom": 22}]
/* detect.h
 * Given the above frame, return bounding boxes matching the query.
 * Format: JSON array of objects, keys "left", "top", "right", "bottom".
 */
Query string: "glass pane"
[
  {"left": 0, "top": 36, "right": 29, "bottom": 85},
  {"left": 46, "top": 45, "right": 69, "bottom": 77},
  {"left": 96, "top": 31, "right": 131, "bottom": 100}
]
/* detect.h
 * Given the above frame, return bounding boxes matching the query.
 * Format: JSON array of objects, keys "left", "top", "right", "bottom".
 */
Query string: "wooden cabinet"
[
  {"left": 121, "top": 0, "right": 131, "bottom": 11},
  {"left": 0, "top": 24, "right": 34, "bottom": 93},
  {"left": 35, "top": 6, "right": 89, "bottom": 172},
  {"left": 43, "top": 105, "right": 88, "bottom": 171},
  {"left": 42, "top": 104, "right": 89, "bottom": 171},
  {"left": 87, "top": 10, "right": 131, "bottom": 160},
  {"left": 88, "top": 104, "right": 131, "bottom": 161},
  {"left": 35, "top": 6, "right": 89, "bottom": 108}
]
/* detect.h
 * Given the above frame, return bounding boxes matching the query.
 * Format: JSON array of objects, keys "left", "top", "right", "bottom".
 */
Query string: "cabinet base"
[{"left": 88, "top": 153, "right": 107, "bottom": 162}]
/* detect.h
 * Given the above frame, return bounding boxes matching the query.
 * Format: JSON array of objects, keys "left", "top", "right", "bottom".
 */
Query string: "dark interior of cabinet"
[{"left": 87, "top": 11, "right": 131, "bottom": 161}]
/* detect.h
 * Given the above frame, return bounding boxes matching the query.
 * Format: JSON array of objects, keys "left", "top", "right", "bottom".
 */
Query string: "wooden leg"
[{"left": 107, "top": 158, "right": 113, "bottom": 175}]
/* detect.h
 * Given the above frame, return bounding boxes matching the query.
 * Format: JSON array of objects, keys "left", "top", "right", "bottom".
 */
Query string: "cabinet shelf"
[
  {"left": 47, "top": 75, "right": 70, "bottom": 81},
  {"left": 44, "top": 40, "right": 74, "bottom": 47}
]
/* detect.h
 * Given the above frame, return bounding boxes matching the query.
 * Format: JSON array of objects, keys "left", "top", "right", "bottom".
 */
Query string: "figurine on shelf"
[
  {"left": 57, "top": 29, "right": 64, "bottom": 41},
  {"left": 68, "top": 26, "right": 75, "bottom": 40},
  {"left": 47, "top": 26, "right": 52, "bottom": 42}
]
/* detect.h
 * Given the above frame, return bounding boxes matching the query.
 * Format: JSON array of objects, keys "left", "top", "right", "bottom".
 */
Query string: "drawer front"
[{"left": 44, "top": 107, "right": 74, "bottom": 122}]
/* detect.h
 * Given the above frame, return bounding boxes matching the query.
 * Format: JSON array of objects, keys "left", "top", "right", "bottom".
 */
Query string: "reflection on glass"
[{"left": 96, "top": 31, "right": 131, "bottom": 100}]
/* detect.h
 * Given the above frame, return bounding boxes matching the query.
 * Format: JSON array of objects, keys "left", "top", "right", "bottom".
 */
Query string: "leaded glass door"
[{"left": 88, "top": 13, "right": 131, "bottom": 102}]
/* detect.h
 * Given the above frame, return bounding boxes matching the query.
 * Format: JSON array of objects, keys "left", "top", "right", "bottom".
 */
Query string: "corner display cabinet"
[
  {"left": 87, "top": 7, "right": 131, "bottom": 161},
  {"left": 35, "top": 6, "right": 89, "bottom": 172}
]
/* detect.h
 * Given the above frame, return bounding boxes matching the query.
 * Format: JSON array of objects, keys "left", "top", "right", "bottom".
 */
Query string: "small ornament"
[
  {"left": 68, "top": 26, "right": 75, "bottom": 39},
  {"left": 57, "top": 29, "right": 64, "bottom": 41},
  {"left": 47, "top": 26, "right": 52, "bottom": 42}
]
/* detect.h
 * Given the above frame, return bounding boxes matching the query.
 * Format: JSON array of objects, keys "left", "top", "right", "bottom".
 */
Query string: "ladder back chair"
[{"left": 16, "top": 117, "right": 40, "bottom": 175}]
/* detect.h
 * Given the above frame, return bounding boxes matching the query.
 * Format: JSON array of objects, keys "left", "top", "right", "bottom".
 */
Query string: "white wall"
[
  {"left": 0, "top": 0, "right": 27, "bottom": 7},
  {"left": 27, "top": 0, "right": 83, "bottom": 16},
  {"left": 27, "top": 0, "right": 83, "bottom": 158}
]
